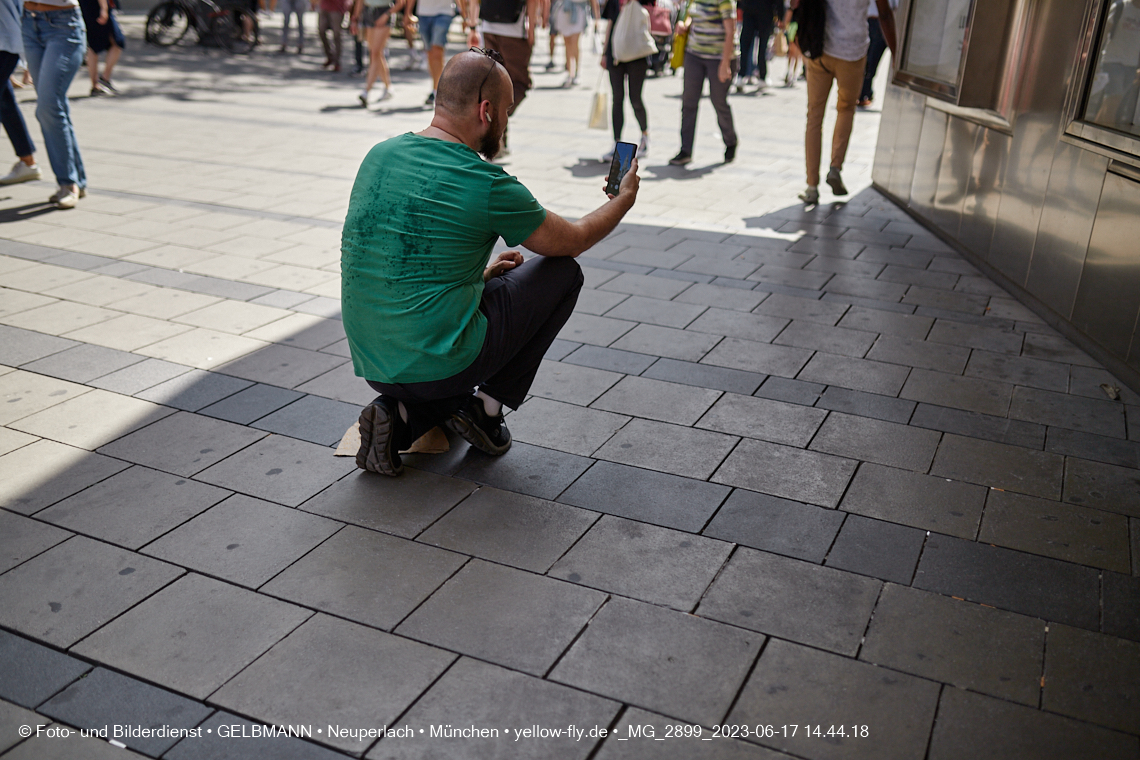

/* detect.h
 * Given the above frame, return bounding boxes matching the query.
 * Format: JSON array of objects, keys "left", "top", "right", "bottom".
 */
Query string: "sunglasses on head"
[{"left": 470, "top": 46, "right": 505, "bottom": 105}]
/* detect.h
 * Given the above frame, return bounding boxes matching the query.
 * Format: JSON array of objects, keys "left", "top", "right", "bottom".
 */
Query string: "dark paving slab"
[
  {"left": 899, "top": 368, "right": 1012, "bottom": 417},
  {"left": 559, "top": 313, "right": 638, "bottom": 347},
  {"left": 454, "top": 441, "right": 594, "bottom": 500},
  {"left": 930, "top": 434, "right": 1063, "bottom": 500},
  {"left": 562, "top": 344, "right": 657, "bottom": 375},
  {"left": 641, "top": 357, "right": 765, "bottom": 395},
  {"left": 0, "top": 700, "right": 40, "bottom": 755},
  {"left": 549, "top": 515, "right": 732, "bottom": 610},
  {"left": 927, "top": 686, "right": 1140, "bottom": 760},
  {"left": 809, "top": 412, "right": 941, "bottom": 472},
  {"left": 696, "top": 393, "right": 827, "bottom": 447},
  {"left": 836, "top": 306, "right": 932, "bottom": 339},
  {"left": 98, "top": 411, "right": 267, "bottom": 478},
  {"left": 195, "top": 435, "right": 357, "bottom": 507},
  {"left": 396, "top": 560, "right": 605, "bottom": 676},
  {"left": 0, "top": 326, "right": 77, "bottom": 366},
  {"left": 806, "top": 255, "right": 888, "bottom": 279},
  {"left": 698, "top": 548, "right": 880, "bottom": 656},
  {"left": 1009, "top": 386, "right": 1127, "bottom": 438},
  {"left": 821, "top": 291, "right": 917, "bottom": 314},
  {"left": 813, "top": 386, "right": 915, "bottom": 424},
  {"left": 21, "top": 344, "right": 145, "bottom": 384},
  {"left": 212, "top": 614, "right": 455, "bottom": 755},
  {"left": 773, "top": 320, "right": 876, "bottom": 358},
  {"left": 261, "top": 525, "right": 465, "bottom": 631},
  {"left": 0, "top": 536, "right": 182, "bottom": 647},
  {"left": 136, "top": 369, "right": 253, "bottom": 412},
  {"left": 797, "top": 352, "right": 910, "bottom": 396},
  {"left": 215, "top": 345, "right": 347, "bottom": 390},
  {"left": 529, "top": 359, "right": 623, "bottom": 406},
  {"left": 1103, "top": 571, "right": 1140, "bottom": 642},
  {"left": 913, "top": 534, "right": 1100, "bottom": 629},
  {"left": 252, "top": 395, "right": 362, "bottom": 447},
  {"left": 141, "top": 494, "right": 341, "bottom": 587},
  {"left": 826, "top": 515, "right": 925, "bottom": 586},
  {"left": 713, "top": 439, "right": 857, "bottom": 508},
  {"left": 38, "top": 668, "right": 212, "bottom": 757},
  {"left": 0, "top": 440, "right": 130, "bottom": 515},
  {"left": 1021, "top": 332, "right": 1102, "bottom": 367},
  {"left": 672, "top": 282, "right": 766, "bottom": 311},
  {"left": 1068, "top": 365, "right": 1140, "bottom": 405},
  {"left": 417, "top": 487, "right": 596, "bottom": 573},
  {"left": 36, "top": 465, "right": 230, "bottom": 550},
  {"left": 904, "top": 287, "right": 990, "bottom": 315},
  {"left": 550, "top": 597, "right": 763, "bottom": 727},
  {"left": 594, "top": 706, "right": 789, "bottom": 759},
  {"left": 594, "top": 419, "right": 738, "bottom": 480},
  {"left": 877, "top": 263, "right": 959, "bottom": 290},
  {"left": 703, "top": 490, "right": 844, "bottom": 563},
  {"left": 592, "top": 376, "right": 722, "bottom": 426},
  {"left": 1062, "top": 457, "right": 1140, "bottom": 518},
  {"left": 603, "top": 294, "right": 706, "bottom": 328},
  {"left": 298, "top": 469, "right": 476, "bottom": 537},
  {"left": 198, "top": 383, "right": 306, "bottom": 424},
  {"left": 978, "top": 489, "right": 1130, "bottom": 572},
  {"left": 371, "top": 657, "right": 619, "bottom": 760},
  {"left": 909, "top": 403, "right": 1046, "bottom": 449},
  {"left": 866, "top": 334, "right": 971, "bottom": 373},
  {"left": 727, "top": 639, "right": 940, "bottom": 760},
  {"left": 0, "top": 629, "right": 91, "bottom": 708},
  {"left": 752, "top": 293, "right": 850, "bottom": 326},
  {"left": 166, "top": 711, "right": 348, "bottom": 760},
  {"left": 609, "top": 323, "right": 722, "bottom": 362},
  {"left": 558, "top": 461, "right": 731, "bottom": 532},
  {"left": 1045, "top": 427, "right": 1140, "bottom": 469},
  {"left": 1042, "top": 624, "right": 1140, "bottom": 735},
  {"left": 73, "top": 572, "right": 312, "bottom": 698},
  {"left": 822, "top": 273, "right": 909, "bottom": 302},
  {"left": 860, "top": 584, "right": 1045, "bottom": 705},
  {"left": 543, "top": 338, "right": 582, "bottom": 361},
  {"left": 0, "top": 511, "right": 71, "bottom": 575},
  {"left": 700, "top": 338, "right": 813, "bottom": 378},
  {"left": 753, "top": 375, "right": 825, "bottom": 405},
  {"left": 964, "top": 350, "right": 1070, "bottom": 393}
]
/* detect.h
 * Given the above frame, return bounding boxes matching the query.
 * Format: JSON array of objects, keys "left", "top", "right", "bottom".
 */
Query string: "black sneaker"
[
  {"left": 669, "top": 151, "right": 692, "bottom": 166},
  {"left": 826, "top": 166, "right": 848, "bottom": 196},
  {"left": 724, "top": 143, "right": 736, "bottom": 163},
  {"left": 356, "top": 397, "right": 408, "bottom": 476},
  {"left": 448, "top": 396, "right": 511, "bottom": 455}
]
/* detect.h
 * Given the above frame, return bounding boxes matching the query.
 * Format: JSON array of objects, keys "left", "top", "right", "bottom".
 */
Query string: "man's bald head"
[{"left": 436, "top": 50, "right": 510, "bottom": 116}]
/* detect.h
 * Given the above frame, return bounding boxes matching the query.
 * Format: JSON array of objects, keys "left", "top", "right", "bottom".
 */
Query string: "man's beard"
[{"left": 478, "top": 111, "right": 504, "bottom": 160}]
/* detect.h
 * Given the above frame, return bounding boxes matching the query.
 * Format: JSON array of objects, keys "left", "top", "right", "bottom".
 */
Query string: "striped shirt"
[{"left": 686, "top": 0, "right": 736, "bottom": 58}]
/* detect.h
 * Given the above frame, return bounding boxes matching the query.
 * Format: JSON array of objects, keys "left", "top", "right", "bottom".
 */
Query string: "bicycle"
[{"left": 146, "top": 0, "right": 259, "bottom": 52}]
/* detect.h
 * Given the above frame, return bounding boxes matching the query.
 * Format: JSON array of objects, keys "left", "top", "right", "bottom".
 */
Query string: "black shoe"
[
  {"left": 724, "top": 143, "right": 736, "bottom": 163},
  {"left": 356, "top": 397, "right": 408, "bottom": 475},
  {"left": 826, "top": 166, "right": 848, "bottom": 196},
  {"left": 448, "top": 396, "right": 511, "bottom": 455},
  {"left": 669, "top": 151, "right": 692, "bottom": 166}
]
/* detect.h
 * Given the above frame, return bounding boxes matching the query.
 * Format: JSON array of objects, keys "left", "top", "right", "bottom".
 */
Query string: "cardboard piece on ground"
[{"left": 335, "top": 422, "right": 450, "bottom": 456}]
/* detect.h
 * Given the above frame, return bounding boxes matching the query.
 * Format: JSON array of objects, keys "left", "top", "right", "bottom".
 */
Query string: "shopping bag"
[
  {"left": 670, "top": 0, "right": 693, "bottom": 70},
  {"left": 588, "top": 73, "right": 609, "bottom": 129},
  {"left": 772, "top": 26, "right": 787, "bottom": 57},
  {"left": 612, "top": 0, "right": 657, "bottom": 63}
]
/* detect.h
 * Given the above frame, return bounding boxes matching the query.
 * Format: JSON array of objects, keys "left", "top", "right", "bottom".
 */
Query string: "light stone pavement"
[{"left": 1, "top": 14, "right": 1139, "bottom": 760}]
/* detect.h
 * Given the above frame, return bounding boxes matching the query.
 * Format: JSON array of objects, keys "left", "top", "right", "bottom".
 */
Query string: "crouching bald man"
[{"left": 341, "top": 47, "right": 640, "bottom": 475}]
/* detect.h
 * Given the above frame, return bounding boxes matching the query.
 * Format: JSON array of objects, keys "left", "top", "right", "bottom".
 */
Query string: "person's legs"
[
  {"left": 86, "top": 48, "right": 98, "bottom": 88},
  {"left": 24, "top": 9, "right": 87, "bottom": 190},
  {"left": 829, "top": 54, "right": 864, "bottom": 173},
  {"left": 365, "top": 22, "right": 392, "bottom": 92},
  {"left": 318, "top": 9, "right": 333, "bottom": 61},
  {"left": 626, "top": 56, "right": 647, "bottom": 129},
  {"left": 754, "top": 11, "right": 773, "bottom": 82},
  {"left": 484, "top": 33, "right": 532, "bottom": 114},
  {"left": 0, "top": 52, "right": 36, "bottom": 162},
  {"left": 803, "top": 56, "right": 832, "bottom": 187},
  {"left": 738, "top": 10, "right": 757, "bottom": 80},
  {"left": 678, "top": 53, "right": 708, "bottom": 155},
  {"left": 609, "top": 62, "right": 626, "bottom": 141},
  {"left": 564, "top": 31, "right": 579, "bottom": 80},
  {"left": 707, "top": 55, "right": 737, "bottom": 150},
  {"left": 860, "top": 17, "right": 885, "bottom": 103},
  {"left": 420, "top": 14, "right": 450, "bottom": 89}
]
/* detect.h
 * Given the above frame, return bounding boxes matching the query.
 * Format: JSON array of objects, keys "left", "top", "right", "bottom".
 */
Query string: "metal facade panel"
[
  {"left": 908, "top": 108, "right": 949, "bottom": 217},
  {"left": 888, "top": 88, "right": 927, "bottom": 201},
  {"left": 872, "top": 85, "right": 903, "bottom": 188},
  {"left": 1071, "top": 172, "right": 1140, "bottom": 360},
  {"left": 931, "top": 117, "right": 977, "bottom": 234},
  {"left": 1025, "top": 141, "right": 1108, "bottom": 320},
  {"left": 959, "top": 128, "right": 1009, "bottom": 261}
]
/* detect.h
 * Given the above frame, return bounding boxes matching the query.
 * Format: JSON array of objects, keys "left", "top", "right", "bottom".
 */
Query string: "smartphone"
[{"left": 605, "top": 142, "right": 638, "bottom": 196}]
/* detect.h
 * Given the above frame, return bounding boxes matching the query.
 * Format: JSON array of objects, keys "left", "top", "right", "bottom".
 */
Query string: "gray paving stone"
[
  {"left": 703, "top": 490, "right": 844, "bottom": 563},
  {"left": 909, "top": 403, "right": 1046, "bottom": 448},
  {"left": 508, "top": 397, "right": 629, "bottom": 456},
  {"left": 215, "top": 345, "right": 347, "bottom": 389},
  {"left": 37, "top": 465, "right": 230, "bottom": 550},
  {"left": 712, "top": 438, "right": 857, "bottom": 508},
  {"left": 21, "top": 344, "right": 145, "bottom": 384},
  {"left": 252, "top": 394, "right": 362, "bottom": 446},
  {"left": 0, "top": 325, "right": 77, "bottom": 366},
  {"left": 701, "top": 337, "right": 813, "bottom": 378},
  {"left": 1068, "top": 365, "right": 1140, "bottom": 405},
  {"left": 928, "top": 319, "right": 1023, "bottom": 354},
  {"left": 580, "top": 265, "right": 621, "bottom": 289},
  {"left": 594, "top": 707, "right": 787, "bottom": 759},
  {"left": 563, "top": 344, "right": 657, "bottom": 374},
  {"left": 0, "top": 701, "right": 40, "bottom": 755},
  {"left": 551, "top": 597, "right": 762, "bottom": 726},
  {"left": 1134, "top": 518, "right": 1140, "bottom": 576},
  {"left": 0, "top": 370, "right": 89, "bottom": 428},
  {"left": 592, "top": 376, "right": 722, "bottom": 425},
  {"left": 0, "top": 629, "right": 91, "bottom": 708},
  {"left": 213, "top": 614, "right": 455, "bottom": 754},
  {"left": 1103, "top": 572, "right": 1140, "bottom": 641},
  {"left": 1063, "top": 457, "right": 1140, "bottom": 518},
  {"left": 672, "top": 281, "right": 767, "bottom": 311},
  {"left": 821, "top": 291, "right": 918, "bottom": 314},
  {"left": 797, "top": 352, "right": 910, "bottom": 396},
  {"left": 979, "top": 489, "right": 1130, "bottom": 572},
  {"left": 913, "top": 534, "right": 1100, "bottom": 629},
  {"left": 900, "top": 368, "right": 1012, "bottom": 417},
  {"left": 814, "top": 386, "right": 915, "bottom": 424},
  {"left": 37, "top": 668, "right": 212, "bottom": 757},
  {"left": 370, "top": 657, "right": 620, "bottom": 760},
  {"left": 805, "top": 255, "right": 887, "bottom": 279},
  {"left": 418, "top": 486, "right": 596, "bottom": 573},
  {"left": 824, "top": 514, "right": 925, "bottom": 584},
  {"left": 790, "top": 238, "right": 866, "bottom": 259},
  {"left": 927, "top": 686, "right": 1139, "bottom": 760},
  {"left": 836, "top": 305, "right": 933, "bottom": 339},
  {"left": 710, "top": 275, "right": 758, "bottom": 289},
  {"left": 166, "top": 711, "right": 349, "bottom": 760},
  {"left": 290, "top": 296, "right": 342, "bottom": 319},
  {"left": 549, "top": 515, "right": 732, "bottom": 610},
  {"left": 751, "top": 291, "right": 851, "bottom": 327},
  {"left": 1009, "top": 386, "right": 1127, "bottom": 438},
  {"left": 665, "top": 239, "right": 744, "bottom": 258},
  {"left": 136, "top": 369, "right": 254, "bottom": 411},
  {"left": 697, "top": 392, "right": 827, "bottom": 447},
  {"left": 557, "top": 461, "right": 731, "bottom": 532},
  {"left": 559, "top": 313, "right": 638, "bottom": 348},
  {"left": 125, "top": 266, "right": 205, "bottom": 290},
  {"left": 397, "top": 560, "right": 605, "bottom": 676},
  {"left": 686, "top": 307, "right": 790, "bottom": 342},
  {"left": 932, "top": 433, "right": 1063, "bottom": 499},
  {"left": 877, "top": 263, "right": 959, "bottom": 290},
  {"left": 728, "top": 639, "right": 940, "bottom": 760},
  {"left": 543, "top": 337, "right": 582, "bottom": 361},
  {"left": 753, "top": 375, "right": 825, "bottom": 405},
  {"left": 861, "top": 584, "right": 1045, "bottom": 705},
  {"left": 866, "top": 334, "right": 971, "bottom": 373},
  {"left": 142, "top": 493, "right": 341, "bottom": 587},
  {"left": 0, "top": 511, "right": 71, "bottom": 575},
  {"left": 842, "top": 228, "right": 912, "bottom": 248},
  {"left": 750, "top": 263, "right": 834, "bottom": 291},
  {"left": 454, "top": 441, "right": 593, "bottom": 500},
  {"left": 1046, "top": 427, "right": 1140, "bottom": 469},
  {"left": 99, "top": 411, "right": 267, "bottom": 478},
  {"left": 184, "top": 276, "right": 274, "bottom": 302},
  {"left": 73, "top": 574, "right": 311, "bottom": 699},
  {"left": 196, "top": 383, "right": 305, "bottom": 426},
  {"left": 641, "top": 357, "right": 765, "bottom": 395},
  {"left": 698, "top": 548, "right": 881, "bottom": 655},
  {"left": 261, "top": 525, "right": 465, "bottom": 631},
  {"left": 823, "top": 273, "right": 910, "bottom": 302},
  {"left": 609, "top": 323, "right": 722, "bottom": 362},
  {"left": 773, "top": 320, "right": 876, "bottom": 359},
  {"left": 89, "top": 358, "right": 191, "bottom": 395},
  {"left": 809, "top": 412, "right": 941, "bottom": 472},
  {"left": 965, "top": 350, "right": 1070, "bottom": 393},
  {"left": 917, "top": 306, "right": 1017, "bottom": 331},
  {"left": 530, "top": 359, "right": 623, "bottom": 406},
  {"left": 603, "top": 294, "right": 706, "bottom": 328},
  {"left": 195, "top": 434, "right": 357, "bottom": 507},
  {"left": 1042, "top": 624, "right": 1140, "bottom": 734},
  {"left": 594, "top": 418, "right": 738, "bottom": 480},
  {"left": 0, "top": 439, "right": 130, "bottom": 515},
  {"left": 840, "top": 462, "right": 987, "bottom": 538},
  {"left": 903, "top": 286, "right": 991, "bottom": 315}
]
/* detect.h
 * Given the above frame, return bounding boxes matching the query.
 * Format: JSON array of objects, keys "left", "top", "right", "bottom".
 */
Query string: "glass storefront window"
[
  {"left": 1084, "top": 0, "right": 1140, "bottom": 138},
  {"left": 901, "top": 0, "right": 973, "bottom": 87}
]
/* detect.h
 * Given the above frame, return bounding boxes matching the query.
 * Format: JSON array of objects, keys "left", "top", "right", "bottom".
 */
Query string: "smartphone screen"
[{"left": 605, "top": 142, "right": 637, "bottom": 196}]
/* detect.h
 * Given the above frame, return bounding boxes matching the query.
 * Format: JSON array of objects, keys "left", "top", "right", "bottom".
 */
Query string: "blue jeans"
[
  {"left": 0, "top": 51, "right": 36, "bottom": 159},
  {"left": 22, "top": 7, "right": 86, "bottom": 188},
  {"left": 739, "top": 10, "right": 774, "bottom": 81}
]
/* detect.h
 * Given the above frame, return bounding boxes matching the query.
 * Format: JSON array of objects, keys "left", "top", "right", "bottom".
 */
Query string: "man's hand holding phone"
[{"left": 610, "top": 157, "right": 639, "bottom": 201}]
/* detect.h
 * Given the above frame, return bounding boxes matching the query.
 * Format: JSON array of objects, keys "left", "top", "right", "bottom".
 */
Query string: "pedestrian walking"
[
  {"left": 416, "top": 0, "right": 471, "bottom": 105},
  {"left": 279, "top": 0, "right": 307, "bottom": 52},
  {"left": 669, "top": 0, "right": 737, "bottom": 166},
  {"left": 352, "top": 0, "right": 407, "bottom": 104},
  {"left": 22, "top": 0, "right": 88, "bottom": 208},
  {"left": 599, "top": 0, "right": 649, "bottom": 160},
  {"left": 856, "top": 0, "right": 893, "bottom": 106},
  {"left": 553, "top": 0, "right": 595, "bottom": 85},
  {"left": 469, "top": 0, "right": 541, "bottom": 157},
  {"left": 0, "top": 0, "right": 41, "bottom": 185},
  {"left": 78, "top": 0, "right": 123, "bottom": 95},
  {"left": 737, "top": 0, "right": 780, "bottom": 89},
  {"left": 317, "top": 0, "right": 350, "bottom": 70}
]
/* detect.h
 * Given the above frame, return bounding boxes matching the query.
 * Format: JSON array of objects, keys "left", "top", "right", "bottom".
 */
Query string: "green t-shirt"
[{"left": 341, "top": 133, "right": 547, "bottom": 384}]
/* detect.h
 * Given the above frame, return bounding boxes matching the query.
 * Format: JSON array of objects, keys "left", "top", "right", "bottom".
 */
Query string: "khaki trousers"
[{"left": 805, "top": 53, "right": 865, "bottom": 186}]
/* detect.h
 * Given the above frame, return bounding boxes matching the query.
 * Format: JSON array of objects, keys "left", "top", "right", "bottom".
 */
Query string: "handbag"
[
  {"left": 669, "top": 0, "right": 693, "bottom": 70},
  {"left": 791, "top": 0, "right": 825, "bottom": 59},
  {"left": 612, "top": 0, "right": 658, "bottom": 63},
  {"left": 772, "top": 25, "right": 787, "bottom": 57},
  {"left": 588, "top": 71, "right": 609, "bottom": 129}
]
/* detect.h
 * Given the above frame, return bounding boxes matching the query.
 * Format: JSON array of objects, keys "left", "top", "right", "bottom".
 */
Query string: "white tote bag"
[{"left": 611, "top": 0, "right": 657, "bottom": 63}]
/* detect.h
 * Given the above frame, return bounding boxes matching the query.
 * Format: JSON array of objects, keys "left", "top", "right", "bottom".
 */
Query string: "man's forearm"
[{"left": 523, "top": 193, "right": 636, "bottom": 257}]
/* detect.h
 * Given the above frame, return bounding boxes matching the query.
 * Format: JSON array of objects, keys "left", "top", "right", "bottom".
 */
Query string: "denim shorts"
[
  {"left": 418, "top": 13, "right": 453, "bottom": 48},
  {"left": 360, "top": 4, "right": 391, "bottom": 27}
]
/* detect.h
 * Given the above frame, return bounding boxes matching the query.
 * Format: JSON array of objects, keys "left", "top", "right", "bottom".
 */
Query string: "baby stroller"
[{"left": 647, "top": 0, "right": 678, "bottom": 76}]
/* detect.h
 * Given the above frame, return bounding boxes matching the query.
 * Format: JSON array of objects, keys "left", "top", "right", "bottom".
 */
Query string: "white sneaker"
[
  {"left": 0, "top": 160, "right": 41, "bottom": 185},
  {"left": 53, "top": 186, "right": 79, "bottom": 209},
  {"left": 601, "top": 144, "right": 615, "bottom": 163},
  {"left": 358, "top": 89, "right": 369, "bottom": 106},
  {"left": 637, "top": 133, "right": 649, "bottom": 158},
  {"left": 378, "top": 87, "right": 393, "bottom": 101},
  {"left": 48, "top": 185, "right": 85, "bottom": 203}
]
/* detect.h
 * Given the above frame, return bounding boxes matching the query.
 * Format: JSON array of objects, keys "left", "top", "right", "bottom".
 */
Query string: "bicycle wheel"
[{"left": 145, "top": 1, "right": 191, "bottom": 46}]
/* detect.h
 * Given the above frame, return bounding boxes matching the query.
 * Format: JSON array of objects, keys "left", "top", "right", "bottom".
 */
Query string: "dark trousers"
[
  {"left": 483, "top": 32, "right": 532, "bottom": 114},
  {"left": 368, "top": 255, "right": 583, "bottom": 440},
  {"left": 860, "top": 17, "right": 886, "bottom": 102},
  {"left": 680, "top": 52, "right": 737, "bottom": 155},
  {"left": 0, "top": 52, "right": 35, "bottom": 158},
  {"left": 739, "top": 10, "right": 774, "bottom": 81},
  {"left": 609, "top": 57, "right": 648, "bottom": 141}
]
